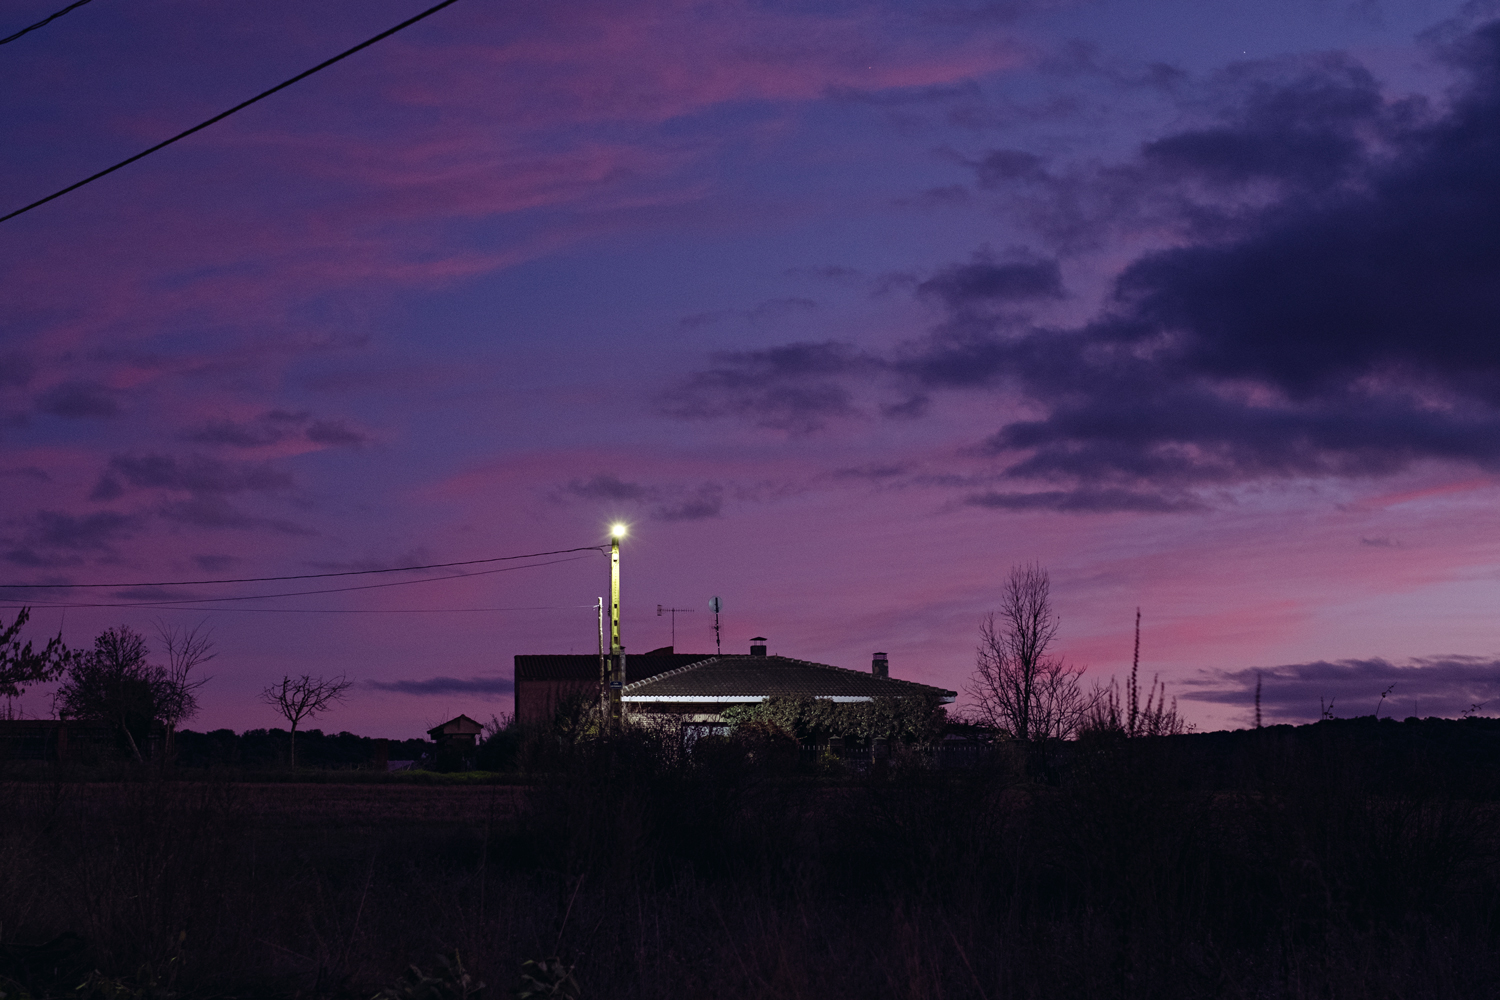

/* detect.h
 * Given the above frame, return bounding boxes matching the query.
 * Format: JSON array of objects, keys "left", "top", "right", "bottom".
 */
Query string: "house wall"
[{"left": 515, "top": 679, "right": 599, "bottom": 724}]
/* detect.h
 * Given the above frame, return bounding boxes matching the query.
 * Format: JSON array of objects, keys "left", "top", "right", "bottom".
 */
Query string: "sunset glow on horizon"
[{"left": 4, "top": 0, "right": 1500, "bottom": 738}]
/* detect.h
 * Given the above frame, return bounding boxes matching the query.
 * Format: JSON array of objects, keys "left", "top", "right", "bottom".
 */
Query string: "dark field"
[{"left": 5, "top": 718, "right": 1500, "bottom": 999}]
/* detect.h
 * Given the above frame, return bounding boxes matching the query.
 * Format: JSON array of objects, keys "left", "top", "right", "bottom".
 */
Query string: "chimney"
[
  {"left": 750, "top": 636, "right": 768, "bottom": 656},
  {"left": 872, "top": 652, "right": 888, "bottom": 679}
]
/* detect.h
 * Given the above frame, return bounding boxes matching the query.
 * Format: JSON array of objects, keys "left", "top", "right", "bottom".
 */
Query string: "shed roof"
[
  {"left": 427, "top": 714, "right": 484, "bottom": 739},
  {"left": 622, "top": 655, "right": 957, "bottom": 704}
]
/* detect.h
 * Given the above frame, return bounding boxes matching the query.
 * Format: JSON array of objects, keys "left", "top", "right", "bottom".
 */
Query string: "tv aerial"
[{"left": 656, "top": 603, "right": 694, "bottom": 647}]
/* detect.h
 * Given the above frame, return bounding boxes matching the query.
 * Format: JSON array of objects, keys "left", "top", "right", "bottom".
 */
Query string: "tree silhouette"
[
  {"left": 55, "top": 625, "right": 165, "bottom": 761},
  {"left": 260, "top": 674, "right": 352, "bottom": 768},
  {"left": 155, "top": 620, "right": 214, "bottom": 757},
  {"left": 0, "top": 606, "right": 80, "bottom": 701},
  {"left": 967, "top": 562, "right": 1087, "bottom": 741}
]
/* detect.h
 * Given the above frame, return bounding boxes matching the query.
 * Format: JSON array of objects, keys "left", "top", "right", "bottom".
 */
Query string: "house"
[
  {"left": 622, "top": 638, "right": 957, "bottom": 728},
  {"left": 512, "top": 646, "right": 714, "bottom": 723},
  {"left": 426, "top": 714, "right": 485, "bottom": 749}
]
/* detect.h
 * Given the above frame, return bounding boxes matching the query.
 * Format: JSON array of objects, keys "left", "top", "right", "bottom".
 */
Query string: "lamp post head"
[{"left": 610, "top": 523, "right": 628, "bottom": 539}]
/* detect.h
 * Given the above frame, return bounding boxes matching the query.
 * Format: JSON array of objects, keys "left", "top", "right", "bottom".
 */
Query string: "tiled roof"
[
  {"left": 514, "top": 652, "right": 714, "bottom": 683},
  {"left": 622, "top": 655, "right": 957, "bottom": 702}
]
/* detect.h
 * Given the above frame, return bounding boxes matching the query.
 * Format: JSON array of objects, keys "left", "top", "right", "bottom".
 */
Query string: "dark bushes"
[{"left": 3, "top": 718, "right": 1499, "bottom": 999}]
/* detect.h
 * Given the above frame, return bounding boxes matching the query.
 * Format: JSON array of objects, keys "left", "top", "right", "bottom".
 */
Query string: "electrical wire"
[
  {"left": 0, "top": 0, "right": 465, "bottom": 224},
  {"left": 0, "top": 603, "right": 597, "bottom": 615},
  {"left": 0, "top": 544, "right": 605, "bottom": 590},
  {"left": 0, "top": 0, "right": 98, "bottom": 47},
  {"left": 0, "top": 554, "right": 594, "bottom": 609}
]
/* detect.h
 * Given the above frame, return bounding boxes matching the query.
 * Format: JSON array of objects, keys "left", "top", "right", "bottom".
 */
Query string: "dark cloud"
[
  {"left": 832, "top": 463, "right": 911, "bottom": 480},
  {"left": 157, "top": 496, "right": 313, "bottom": 535},
  {"left": 746, "top": 297, "right": 819, "bottom": 324},
  {"left": 784, "top": 265, "right": 863, "bottom": 283},
  {"left": 184, "top": 411, "right": 367, "bottom": 449},
  {"left": 185, "top": 418, "right": 288, "bottom": 448},
  {"left": 366, "top": 675, "right": 514, "bottom": 696},
  {"left": 2, "top": 548, "right": 66, "bottom": 567},
  {"left": 970, "top": 149, "right": 1051, "bottom": 187},
  {"left": 305, "top": 419, "right": 368, "bottom": 447},
  {"left": 89, "top": 476, "right": 125, "bottom": 501},
  {"left": 678, "top": 297, "right": 819, "bottom": 330},
  {"left": 0, "top": 353, "right": 35, "bottom": 388},
  {"left": 559, "top": 474, "right": 726, "bottom": 522},
  {"left": 917, "top": 252, "right": 1064, "bottom": 308},
  {"left": 661, "top": 342, "right": 880, "bottom": 433},
  {"left": 31, "top": 510, "right": 137, "bottom": 550},
  {"left": 666, "top": 23, "right": 1500, "bottom": 503},
  {"left": 35, "top": 381, "right": 119, "bottom": 419},
  {"left": 302, "top": 551, "right": 432, "bottom": 574},
  {"left": 104, "top": 454, "right": 292, "bottom": 494},
  {"left": 194, "top": 554, "right": 239, "bottom": 572},
  {"left": 655, "top": 484, "right": 724, "bottom": 522},
  {"left": 827, "top": 80, "right": 985, "bottom": 106},
  {"left": 1182, "top": 656, "right": 1500, "bottom": 724},
  {"left": 898, "top": 184, "right": 973, "bottom": 209},
  {"left": 965, "top": 488, "right": 1205, "bottom": 513},
  {"left": 564, "top": 474, "right": 651, "bottom": 502}
]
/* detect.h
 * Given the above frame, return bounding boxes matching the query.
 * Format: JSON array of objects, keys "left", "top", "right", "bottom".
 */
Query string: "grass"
[{"left": 2, "top": 718, "right": 1499, "bottom": 999}]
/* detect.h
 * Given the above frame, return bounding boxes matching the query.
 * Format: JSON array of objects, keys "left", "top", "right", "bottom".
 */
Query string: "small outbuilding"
[{"left": 426, "top": 714, "right": 485, "bottom": 749}]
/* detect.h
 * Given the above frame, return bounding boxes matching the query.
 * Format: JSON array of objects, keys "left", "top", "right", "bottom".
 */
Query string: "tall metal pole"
[
  {"left": 597, "top": 597, "right": 607, "bottom": 721},
  {"left": 609, "top": 526, "right": 626, "bottom": 731}
]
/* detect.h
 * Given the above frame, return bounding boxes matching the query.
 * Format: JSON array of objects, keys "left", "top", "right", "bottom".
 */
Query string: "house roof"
[
  {"left": 622, "top": 655, "right": 957, "bottom": 704},
  {"left": 427, "top": 714, "right": 484, "bottom": 739},
  {"left": 514, "top": 650, "right": 713, "bottom": 683}
]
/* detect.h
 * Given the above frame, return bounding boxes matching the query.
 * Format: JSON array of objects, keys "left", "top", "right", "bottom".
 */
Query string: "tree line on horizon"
[{"left": 1, "top": 609, "right": 357, "bottom": 765}]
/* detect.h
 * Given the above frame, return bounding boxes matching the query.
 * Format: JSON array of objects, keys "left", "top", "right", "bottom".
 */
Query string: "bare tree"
[
  {"left": 967, "top": 563, "right": 1088, "bottom": 741},
  {"left": 260, "top": 674, "right": 353, "bottom": 768},
  {"left": 1, "top": 607, "right": 80, "bottom": 703},
  {"left": 155, "top": 620, "right": 215, "bottom": 756}
]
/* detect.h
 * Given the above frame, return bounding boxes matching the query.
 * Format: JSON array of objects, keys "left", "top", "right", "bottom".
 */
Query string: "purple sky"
[{"left": 5, "top": 0, "right": 1500, "bottom": 738}]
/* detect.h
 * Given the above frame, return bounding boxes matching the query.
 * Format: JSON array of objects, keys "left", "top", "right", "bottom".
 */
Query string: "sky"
[{"left": 4, "top": 0, "right": 1500, "bottom": 738}]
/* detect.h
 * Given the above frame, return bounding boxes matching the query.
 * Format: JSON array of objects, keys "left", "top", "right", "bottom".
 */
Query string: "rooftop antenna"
[
  {"left": 709, "top": 596, "right": 722, "bottom": 655},
  {"left": 657, "top": 604, "right": 693, "bottom": 648}
]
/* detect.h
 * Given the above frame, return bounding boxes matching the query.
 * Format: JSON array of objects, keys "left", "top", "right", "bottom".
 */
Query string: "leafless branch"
[
  {"left": 259, "top": 673, "right": 353, "bottom": 768},
  {"left": 966, "top": 563, "right": 1087, "bottom": 741}
]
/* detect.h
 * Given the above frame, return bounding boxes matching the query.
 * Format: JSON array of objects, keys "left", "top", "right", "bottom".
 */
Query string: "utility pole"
[
  {"left": 609, "top": 524, "right": 626, "bottom": 732},
  {"left": 597, "top": 596, "right": 607, "bottom": 720}
]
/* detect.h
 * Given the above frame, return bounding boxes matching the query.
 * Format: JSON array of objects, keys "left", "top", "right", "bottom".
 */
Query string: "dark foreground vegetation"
[{"left": 4, "top": 717, "right": 1500, "bottom": 1000}]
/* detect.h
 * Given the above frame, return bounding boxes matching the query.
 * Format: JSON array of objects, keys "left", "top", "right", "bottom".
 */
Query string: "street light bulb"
[{"left": 611, "top": 523, "right": 627, "bottom": 538}]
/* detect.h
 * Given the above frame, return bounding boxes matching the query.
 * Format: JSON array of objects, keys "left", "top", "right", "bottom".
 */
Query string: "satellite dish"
[{"left": 709, "top": 596, "right": 721, "bottom": 613}]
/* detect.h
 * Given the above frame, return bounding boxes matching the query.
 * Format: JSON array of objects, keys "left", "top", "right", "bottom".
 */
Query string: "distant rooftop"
[{"left": 622, "top": 654, "right": 957, "bottom": 704}]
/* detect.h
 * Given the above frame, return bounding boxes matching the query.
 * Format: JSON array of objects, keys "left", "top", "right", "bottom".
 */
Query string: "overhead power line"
[
  {"left": 0, "top": 554, "right": 596, "bottom": 609},
  {"left": 0, "top": 603, "right": 597, "bottom": 615},
  {"left": 0, "top": 0, "right": 98, "bottom": 47},
  {"left": 0, "top": 0, "right": 465, "bottom": 224},
  {"left": 0, "top": 544, "right": 605, "bottom": 590}
]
